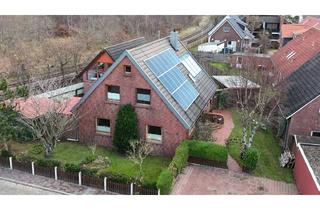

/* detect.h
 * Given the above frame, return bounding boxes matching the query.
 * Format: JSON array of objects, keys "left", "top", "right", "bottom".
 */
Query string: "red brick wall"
[
  {"left": 209, "top": 21, "right": 242, "bottom": 51},
  {"left": 294, "top": 145, "right": 320, "bottom": 195},
  {"left": 77, "top": 56, "right": 189, "bottom": 156},
  {"left": 288, "top": 96, "right": 320, "bottom": 137},
  {"left": 82, "top": 51, "right": 114, "bottom": 93}
]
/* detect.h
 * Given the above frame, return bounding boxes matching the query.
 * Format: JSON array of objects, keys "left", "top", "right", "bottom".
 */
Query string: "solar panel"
[
  {"left": 145, "top": 49, "right": 199, "bottom": 111},
  {"left": 180, "top": 53, "right": 202, "bottom": 78},
  {"left": 145, "top": 49, "right": 179, "bottom": 76}
]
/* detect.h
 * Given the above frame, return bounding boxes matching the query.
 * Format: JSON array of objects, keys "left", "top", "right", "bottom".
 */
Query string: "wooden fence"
[{"left": 0, "top": 156, "right": 159, "bottom": 195}]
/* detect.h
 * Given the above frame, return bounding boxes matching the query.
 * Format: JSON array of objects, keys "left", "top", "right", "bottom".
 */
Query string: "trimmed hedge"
[
  {"left": 97, "top": 170, "right": 133, "bottom": 184},
  {"left": 185, "top": 140, "right": 228, "bottom": 163},
  {"left": 242, "top": 148, "right": 259, "bottom": 172},
  {"left": 36, "top": 159, "right": 61, "bottom": 168},
  {"left": 156, "top": 169, "right": 173, "bottom": 195},
  {"left": 64, "top": 163, "right": 81, "bottom": 172},
  {"left": 168, "top": 142, "right": 189, "bottom": 177}
]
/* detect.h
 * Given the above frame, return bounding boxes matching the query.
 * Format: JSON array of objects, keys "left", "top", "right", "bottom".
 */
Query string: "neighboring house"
[
  {"left": 280, "top": 16, "right": 320, "bottom": 47},
  {"left": 271, "top": 27, "right": 320, "bottom": 79},
  {"left": 230, "top": 52, "right": 273, "bottom": 70},
  {"left": 72, "top": 31, "right": 217, "bottom": 156},
  {"left": 245, "top": 15, "right": 283, "bottom": 49},
  {"left": 79, "top": 37, "right": 146, "bottom": 93},
  {"left": 207, "top": 16, "right": 254, "bottom": 53},
  {"left": 279, "top": 53, "right": 320, "bottom": 149},
  {"left": 293, "top": 135, "right": 320, "bottom": 195}
]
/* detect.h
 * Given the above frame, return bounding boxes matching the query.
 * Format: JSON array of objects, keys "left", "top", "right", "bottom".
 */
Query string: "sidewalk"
[{"left": 0, "top": 167, "right": 111, "bottom": 195}]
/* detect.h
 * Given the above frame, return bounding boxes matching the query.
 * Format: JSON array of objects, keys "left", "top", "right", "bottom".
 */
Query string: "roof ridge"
[
  {"left": 128, "top": 36, "right": 170, "bottom": 52},
  {"left": 104, "top": 37, "right": 145, "bottom": 50}
]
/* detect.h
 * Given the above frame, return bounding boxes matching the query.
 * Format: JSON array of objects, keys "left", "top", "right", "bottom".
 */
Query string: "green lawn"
[
  {"left": 7, "top": 141, "right": 170, "bottom": 187},
  {"left": 228, "top": 109, "right": 294, "bottom": 183},
  {"left": 210, "top": 62, "right": 240, "bottom": 75}
]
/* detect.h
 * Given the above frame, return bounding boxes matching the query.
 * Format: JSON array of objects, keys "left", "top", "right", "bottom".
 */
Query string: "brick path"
[
  {"left": 0, "top": 167, "right": 111, "bottom": 195},
  {"left": 211, "top": 109, "right": 234, "bottom": 145},
  {"left": 210, "top": 109, "right": 241, "bottom": 172},
  {"left": 172, "top": 165, "right": 298, "bottom": 195}
]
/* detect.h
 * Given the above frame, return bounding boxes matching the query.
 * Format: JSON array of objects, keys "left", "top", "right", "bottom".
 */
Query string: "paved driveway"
[{"left": 172, "top": 165, "right": 298, "bottom": 195}]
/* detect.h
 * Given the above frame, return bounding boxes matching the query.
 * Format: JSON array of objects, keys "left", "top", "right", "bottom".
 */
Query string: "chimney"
[{"left": 170, "top": 29, "right": 179, "bottom": 51}]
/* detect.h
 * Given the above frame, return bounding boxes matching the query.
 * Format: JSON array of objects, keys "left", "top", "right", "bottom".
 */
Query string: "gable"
[
  {"left": 209, "top": 21, "right": 242, "bottom": 41},
  {"left": 77, "top": 55, "right": 187, "bottom": 130}
]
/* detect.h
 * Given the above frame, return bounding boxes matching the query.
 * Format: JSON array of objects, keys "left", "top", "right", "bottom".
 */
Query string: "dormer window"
[{"left": 124, "top": 65, "right": 131, "bottom": 75}]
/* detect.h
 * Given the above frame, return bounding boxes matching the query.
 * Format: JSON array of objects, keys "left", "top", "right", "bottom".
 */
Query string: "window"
[
  {"left": 257, "top": 65, "right": 266, "bottom": 71},
  {"left": 75, "top": 88, "right": 84, "bottom": 97},
  {"left": 88, "top": 69, "right": 98, "bottom": 81},
  {"left": 223, "top": 26, "right": 230, "bottom": 32},
  {"left": 107, "top": 85, "right": 120, "bottom": 101},
  {"left": 228, "top": 41, "right": 232, "bottom": 45},
  {"left": 96, "top": 118, "right": 110, "bottom": 133},
  {"left": 147, "top": 125, "right": 162, "bottom": 141},
  {"left": 311, "top": 131, "right": 320, "bottom": 137},
  {"left": 124, "top": 65, "right": 131, "bottom": 74},
  {"left": 136, "top": 88, "right": 151, "bottom": 105}
]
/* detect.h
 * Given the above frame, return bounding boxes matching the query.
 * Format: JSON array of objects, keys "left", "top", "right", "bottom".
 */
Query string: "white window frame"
[
  {"left": 311, "top": 131, "right": 320, "bottom": 137},
  {"left": 107, "top": 85, "right": 120, "bottom": 101},
  {"left": 146, "top": 125, "right": 162, "bottom": 142},
  {"left": 136, "top": 88, "right": 151, "bottom": 105},
  {"left": 96, "top": 118, "right": 111, "bottom": 134},
  {"left": 88, "top": 69, "right": 98, "bottom": 81}
]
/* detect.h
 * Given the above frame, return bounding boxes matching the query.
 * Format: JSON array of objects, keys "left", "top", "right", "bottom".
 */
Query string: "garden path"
[{"left": 210, "top": 109, "right": 241, "bottom": 172}]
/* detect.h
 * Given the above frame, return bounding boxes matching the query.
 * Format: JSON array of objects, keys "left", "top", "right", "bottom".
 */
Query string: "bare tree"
[
  {"left": 232, "top": 59, "right": 281, "bottom": 158},
  {"left": 18, "top": 78, "right": 79, "bottom": 157},
  {"left": 127, "top": 139, "right": 153, "bottom": 184}
]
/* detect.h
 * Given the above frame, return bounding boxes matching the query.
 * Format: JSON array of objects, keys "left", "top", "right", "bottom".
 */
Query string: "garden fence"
[{"left": 0, "top": 156, "right": 159, "bottom": 195}]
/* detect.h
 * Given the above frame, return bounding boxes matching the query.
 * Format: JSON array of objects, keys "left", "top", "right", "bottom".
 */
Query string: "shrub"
[
  {"left": 113, "top": 104, "right": 139, "bottom": 154},
  {"left": 242, "top": 147, "right": 259, "bottom": 172},
  {"left": 168, "top": 142, "right": 189, "bottom": 177},
  {"left": 0, "top": 149, "right": 12, "bottom": 158},
  {"left": 36, "top": 159, "right": 61, "bottom": 167},
  {"left": 186, "top": 140, "right": 228, "bottom": 163},
  {"left": 64, "top": 163, "right": 81, "bottom": 172},
  {"left": 80, "top": 155, "right": 96, "bottom": 165},
  {"left": 156, "top": 169, "right": 173, "bottom": 195},
  {"left": 15, "top": 153, "right": 35, "bottom": 162},
  {"left": 81, "top": 167, "right": 98, "bottom": 176},
  {"left": 97, "top": 170, "right": 133, "bottom": 184},
  {"left": 29, "top": 144, "right": 44, "bottom": 156}
]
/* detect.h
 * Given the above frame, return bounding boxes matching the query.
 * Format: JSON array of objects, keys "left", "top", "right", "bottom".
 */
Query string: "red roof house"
[{"left": 271, "top": 27, "right": 320, "bottom": 79}]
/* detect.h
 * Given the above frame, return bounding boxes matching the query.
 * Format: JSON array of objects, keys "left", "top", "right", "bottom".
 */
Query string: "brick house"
[
  {"left": 279, "top": 54, "right": 320, "bottom": 149},
  {"left": 207, "top": 15, "right": 254, "bottom": 53},
  {"left": 79, "top": 37, "right": 146, "bottom": 93},
  {"left": 271, "top": 27, "right": 320, "bottom": 79},
  {"left": 72, "top": 32, "right": 217, "bottom": 156}
]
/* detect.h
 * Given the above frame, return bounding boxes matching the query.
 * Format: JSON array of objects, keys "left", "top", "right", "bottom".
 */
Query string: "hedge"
[
  {"left": 36, "top": 159, "right": 61, "bottom": 168},
  {"left": 156, "top": 169, "right": 173, "bottom": 195},
  {"left": 97, "top": 170, "right": 133, "bottom": 184},
  {"left": 168, "top": 142, "right": 189, "bottom": 177},
  {"left": 185, "top": 140, "right": 228, "bottom": 163},
  {"left": 0, "top": 149, "right": 12, "bottom": 158}
]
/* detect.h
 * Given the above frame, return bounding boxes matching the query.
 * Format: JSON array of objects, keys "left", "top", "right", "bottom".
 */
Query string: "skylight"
[{"left": 286, "top": 51, "right": 296, "bottom": 60}]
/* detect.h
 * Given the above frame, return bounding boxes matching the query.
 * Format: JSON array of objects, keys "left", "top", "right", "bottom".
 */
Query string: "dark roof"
[
  {"left": 280, "top": 53, "right": 320, "bottom": 118},
  {"left": 208, "top": 15, "right": 254, "bottom": 40},
  {"left": 104, "top": 37, "right": 146, "bottom": 61},
  {"left": 74, "top": 36, "right": 217, "bottom": 129}
]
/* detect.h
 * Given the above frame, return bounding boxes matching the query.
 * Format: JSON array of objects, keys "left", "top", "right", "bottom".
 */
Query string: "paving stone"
[
  {"left": 0, "top": 167, "right": 112, "bottom": 195},
  {"left": 172, "top": 165, "right": 298, "bottom": 195}
]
